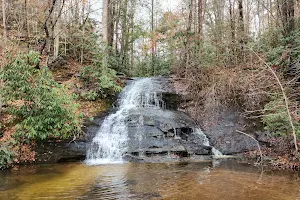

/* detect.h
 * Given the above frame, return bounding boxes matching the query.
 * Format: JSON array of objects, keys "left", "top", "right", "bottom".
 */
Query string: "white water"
[
  {"left": 195, "top": 128, "right": 223, "bottom": 156},
  {"left": 85, "top": 78, "right": 165, "bottom": 165}
]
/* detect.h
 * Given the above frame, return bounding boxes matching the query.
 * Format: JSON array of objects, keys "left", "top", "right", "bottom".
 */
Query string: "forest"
[{"left": 0, "top": 0, "right": 299, "bottom": 169}]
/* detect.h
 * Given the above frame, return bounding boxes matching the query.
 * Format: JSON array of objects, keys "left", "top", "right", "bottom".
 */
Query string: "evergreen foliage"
[
  {"left": 258, "top": 28, "right": 300, "bottom": 66},
  {"left": 0, "top": 141, "right": 15, "bottom": 169},
  {"left": 80, "top": 50, "right": 122, "bottom": 99},
  {"left": 263, "top": 99, "right": 300, "bottom": 136},
  {"left": 0, "top": 52, "right": 83, "bottom": 141}
]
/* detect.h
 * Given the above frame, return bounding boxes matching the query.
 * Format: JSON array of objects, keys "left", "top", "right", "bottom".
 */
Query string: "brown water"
[{"left": 0, "top": 160, "right": 299, "bottom": 200}]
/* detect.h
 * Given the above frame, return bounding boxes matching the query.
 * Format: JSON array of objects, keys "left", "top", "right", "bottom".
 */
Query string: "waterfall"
[
  {"left": 85, "top": 78, "right": 165, "bottom": 165},
  {"left": 195, "top": 129, "right": 223, "bottom": 156},
  {"left": 85, "top": 77, "right": 222, "bottom": 165}
]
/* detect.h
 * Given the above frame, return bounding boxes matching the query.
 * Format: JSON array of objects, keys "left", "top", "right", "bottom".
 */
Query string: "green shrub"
[
  {"left": 133, "top": 56, "right": 172, "bottom": 77},
  {"left": 262, "top": 99, "right": 300, "bottom": 137},
  {"left": 80, "top": 64, "right": 122, "bottom": 99},
  {"left": 0, "top": 51, "right": 83, "bottom": 141},
  {"left": 80, "top": 90, "right": 98, "bottom": 101},
  {"left": 257, "top": 27, "right": 300, "bottom": 67},
  {"left": 0, "top": 141, "right": 15, "bottom": 169}
]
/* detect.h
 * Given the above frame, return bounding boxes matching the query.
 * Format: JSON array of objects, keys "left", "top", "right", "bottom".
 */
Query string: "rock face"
[
  {"left": 202, "top": 109, "right": 259, "bottom": 155},
  {"left": 35, "top": 114, "right": 106, "bottom": 163},
  {"left": 85, "top": 77, "right": 216, "bottom": 164},
  {"left": 35, "top": 141, "right": 86, "bottom": 163},
  {"left": 124, "top": 108, "right": 213, "bottom": 161}
]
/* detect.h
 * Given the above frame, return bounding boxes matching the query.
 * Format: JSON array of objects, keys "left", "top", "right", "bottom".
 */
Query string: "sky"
[
  {"left": 160, "top": 0, "right": 181, "bottom": 12},
  {"left": 88, "top": 0, "right": 183, "bottom": 34},
  {"left": 90, "top": 0, "right": 182, "bottom": 21}
]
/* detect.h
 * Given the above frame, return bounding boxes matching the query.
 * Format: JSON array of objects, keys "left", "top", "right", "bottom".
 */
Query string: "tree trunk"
[
  {"left": 53, "top": 0, "right": 61, "bottom": 59},
  {"left": 114, "top": 1, "right": 120, "bottom": 54},
  {"left": 185, "top": 0, "right": 193, "bottom": 78},
  {"left": 198, "top": 0, "right": 203, "bottom": 38},
  {"left": 0, "top": 0, "right": 5, "bottom": 113},
  {"left": 238, "top": 0, "right": 245, "bottom": 63},
  {"left": 24, "top": 0, "right": 30, "bottom": 51},
  {"left": 120, "top": 0, "right": 129, "bottom": 70},
  {"left": 129, "top": 0, "right": 136, "bottom": 74},
  {"left": 102, "top": 0, "right": 108, "bottom": 43},
  {"left": 151, "top": 0, "right": 155, "bottom": 75},
  {"left": 2, "top": 0, "right": 7, "bottom": 47},
  {"left": 38, "top": 0, "right": 57, "bottom": 68},
  {"left": 229, "top": 0, "right": 237, "bottom": 65},
  {"left": 107, "top": 0, "right": 114, "bottom": 49},
  {"left": 80, "top": 1, "right": 85, "bottom": 64}
]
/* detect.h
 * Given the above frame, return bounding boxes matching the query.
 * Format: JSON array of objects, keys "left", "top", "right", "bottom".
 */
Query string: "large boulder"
[
  {"left": 123, "top": 107, "right": 213, "bottom": 160},
  {"left": 200, "top": 108, "right": 262, "bottom": 155}
]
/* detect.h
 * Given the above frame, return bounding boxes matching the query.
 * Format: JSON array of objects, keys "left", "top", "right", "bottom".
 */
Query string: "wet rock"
[
  {"left": 35, "top": 113, "right": 108, "bottom": 164},
  {"left": 162, "top": 93, "right": 183, "bottom": 110},
  {"left": 143, "top": 116, "right": 155, "bottom": 126},
  {"left": 287, "top": 62, "right": 300, "bottom": 77},
  {"left": 159, "top": 122, "right": 173, "bottom": 132},
  {"left": 123, "top": 106, "right": 213, "bottom": 160},
  {"left": 203, "top": 109, "right": 260, "bottom": 155},
  {"left": 35, "top": 141, "right": 86, "bottom": 163},
  {"left": 123, "top": 154, "right": 144, "bottom": 162},
  {"left": 194, "top": 147, "right": 211, "bottom": 155}
]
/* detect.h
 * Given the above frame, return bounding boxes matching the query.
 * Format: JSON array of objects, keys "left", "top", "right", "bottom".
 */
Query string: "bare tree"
[
  {"left": 238, "top": 0, "right": 245, "bottom": 63},
  {"left": 2, "top": 0, "right": 6, "bottom": 46},
  {"left": 151, "top": 0, "right": 155, "bottom": 75}
]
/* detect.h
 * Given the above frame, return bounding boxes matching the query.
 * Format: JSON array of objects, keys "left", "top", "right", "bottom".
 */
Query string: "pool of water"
[{"left": 0, "top": 160, "right": 299, "bottom": 200}]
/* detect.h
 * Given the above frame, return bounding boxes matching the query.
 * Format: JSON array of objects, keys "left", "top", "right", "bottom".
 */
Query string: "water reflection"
[
  {"left": 0, "top": 160, "right": 299, "bottom": 200},
  {"left": 79, "top": 164, "right": 133, "bottom": 199}
]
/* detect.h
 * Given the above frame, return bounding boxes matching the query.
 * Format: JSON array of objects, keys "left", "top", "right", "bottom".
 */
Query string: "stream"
[{"left": 0, "top": 161, "right": 299, "bottom": 200}]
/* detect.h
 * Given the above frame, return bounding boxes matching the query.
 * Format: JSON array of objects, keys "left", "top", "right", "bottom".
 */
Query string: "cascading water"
[
  {"left": 85, "top": 77, "right": 222, "bottom": 165},
  {"left": 195, "top": 129, "right": 223, "bottom": 156},
  {"left": 85, "top": 78, "right": 165, "bottom": 165}
]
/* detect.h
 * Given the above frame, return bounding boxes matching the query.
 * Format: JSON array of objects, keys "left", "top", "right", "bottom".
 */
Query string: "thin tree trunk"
[
  {"left": 80, "top": 1, "right": 85, "bottom": 64},
  {"left": 107, "top": 0, "right": 114, "bottom": 49},
  {"left": 2, "top": 0, "right": 7, "bottom": 47},
  {"left": 238, "top": 0, "right": 245, "bottom": 63},
  {"left": 257, "top": 0, "right": 261, "bottom": 36},
  {"left": 38, "top": 0, "right": 57, "bottom": 68},
  {"left": 198, "top": 0, "right": 203, "bottom": 38},
  {"left": 185, "top": 0, "right": 193, "bottom": 78},
  {"left": 24, "top": 0, "right": 30, "bottom": 51},
  {"left": 129, "top": 0, "right": 136, "bottom": 73},
  {"left": 229, "top": 0, "right": 237, "bottom": 65},
  {"left": 53, "top": 0, "right": 60, "bottom": 59},
  {"left": 0, "top": 0, "right": 5, "bottom": 113},
  {"left": 120, "top": 0, "right": 128, "bottom": 70},
  {"left": 151, "top": 0, "right": 155, "bottom": 75},
  {"left": 102, "top": 0, "right": 108, "bottom": 43},
  {"left": 114, "top": 1, "right": 120, "bottom": 54}
]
